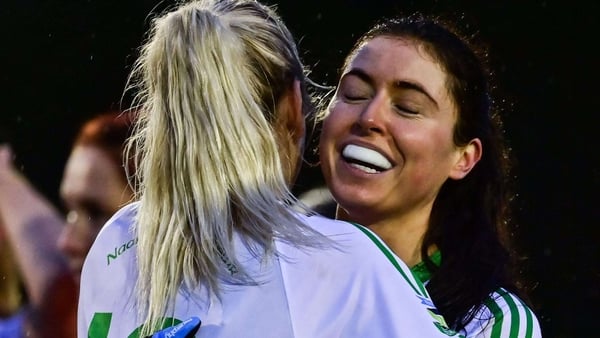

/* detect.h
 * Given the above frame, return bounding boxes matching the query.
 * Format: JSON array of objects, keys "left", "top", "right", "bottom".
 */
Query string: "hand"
[{"left": 148, "top": 317, "right": 201, "bottom": 338}]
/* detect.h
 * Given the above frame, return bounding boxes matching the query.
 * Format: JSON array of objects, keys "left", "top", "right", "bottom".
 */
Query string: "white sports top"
[{"left": 78, "top": 202, "right": 461, "bottom": 338}]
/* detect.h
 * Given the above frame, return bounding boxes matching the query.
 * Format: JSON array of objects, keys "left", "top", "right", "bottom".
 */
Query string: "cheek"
[
  {"left": 88, "top": 225, "right": 103, "bottom": 244},
  {"left": 77, "top": 222, "right": 103, "bottom": 252},
  {"left": 319, "top": 115, "right": 335, "bottom": 151},
  {"left": 409, "top": 141, "right": 458, "bottom": 188},
  {"left": 319, "top": 103, "right": 350, "bottom": 144},
  {"left": 398, "top": 124, "right": 454, "bottom": 165},
  {"left": 319, "top": 118, "right": 333, "bottom": 147},
  {"left": 80, "top": 220, "right": 98, "bottom": 239},
  {"left": 318, "top": 116, "right": 340, "bottom": 182},
  {"left": 400, "top": 120, "right": 455, "bottom": 154}
]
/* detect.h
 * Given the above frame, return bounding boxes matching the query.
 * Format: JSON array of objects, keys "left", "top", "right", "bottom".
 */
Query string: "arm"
[{"left": 0, "top": 145, "right": 77, "bottom": 338}]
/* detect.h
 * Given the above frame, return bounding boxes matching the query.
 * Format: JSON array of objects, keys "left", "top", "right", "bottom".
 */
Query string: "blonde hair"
[{"left": 125, "top": 0, "right": 325, "bottom": 333}]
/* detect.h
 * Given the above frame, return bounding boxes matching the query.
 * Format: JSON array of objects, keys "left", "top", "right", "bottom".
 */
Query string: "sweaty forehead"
[
  {"left": 59, "top": 146, "right": 124, "bottom": 206},
  {"left": 347, "top": 37, "right": 452, "bottom": 106},
  {"left": 350, "top": 37, "right": 441, "bottom": 75}
]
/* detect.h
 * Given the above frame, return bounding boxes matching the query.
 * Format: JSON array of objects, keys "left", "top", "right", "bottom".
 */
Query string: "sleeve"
[{"left": 467, "top": 289, "right": 542, "bottom": 338}]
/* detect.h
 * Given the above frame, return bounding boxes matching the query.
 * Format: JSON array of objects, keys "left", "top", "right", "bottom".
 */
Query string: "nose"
[{"left": 355, "top": 94, "right": 387, "bottom": 134}]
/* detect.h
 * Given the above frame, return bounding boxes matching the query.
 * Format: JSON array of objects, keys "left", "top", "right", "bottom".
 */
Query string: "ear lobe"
[{"left": 449, "top": 138, "right": 482, "bottom": 180}]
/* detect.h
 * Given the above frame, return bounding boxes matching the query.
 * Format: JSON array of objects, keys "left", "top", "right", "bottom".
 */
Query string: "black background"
[{"left": 1, "top": 1, "right": 598, "bottom": 336}]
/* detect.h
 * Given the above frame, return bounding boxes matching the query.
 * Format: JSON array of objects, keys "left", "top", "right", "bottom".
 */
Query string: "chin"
[
  {"left": 332, "top": 183, "right": 375, "bottom": 205},
  {"left": 332, "top": 194, "right": 374, "bottom": 219}
]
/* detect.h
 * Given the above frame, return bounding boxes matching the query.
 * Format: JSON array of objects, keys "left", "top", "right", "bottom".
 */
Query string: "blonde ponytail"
[{"left": 124, "top": 0, "right": 326, "bottom": 334}]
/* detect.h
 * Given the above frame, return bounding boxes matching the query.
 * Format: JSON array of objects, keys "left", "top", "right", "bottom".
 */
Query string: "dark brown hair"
[{"left": 348, "top": 13, "right": 525, "bottom": 330}]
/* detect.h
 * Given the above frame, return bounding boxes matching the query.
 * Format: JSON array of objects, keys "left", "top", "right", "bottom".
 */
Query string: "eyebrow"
[
  {"left": 343, "top": 68, "right": 375, "bottom": 87},
  {"left": 343, "top": 68, "right": 439, "bottom": 108},
  {"left": 394, "top": 80, "right": 438, "bottom": 108}
]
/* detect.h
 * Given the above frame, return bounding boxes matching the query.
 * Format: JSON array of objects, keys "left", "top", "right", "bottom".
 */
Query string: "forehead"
[
  {"left": 346, "top": 37, "right": 449, "bottom": 95},
  {"left": 59, "top": 146, "right": 124, "bottom": 205}
]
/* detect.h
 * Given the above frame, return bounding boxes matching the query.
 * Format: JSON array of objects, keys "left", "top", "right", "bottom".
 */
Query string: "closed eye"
[
  {"left": 394, "top": 104, "right": 418, "bottom": 115},
  {"left": 344, "top": 94, "right": 368, "bottom": 101}
]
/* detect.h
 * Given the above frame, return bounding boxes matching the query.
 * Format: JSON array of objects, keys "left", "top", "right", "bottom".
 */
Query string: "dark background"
[{"left": 1, "top": 1, "right": 597, "bottom": 336}]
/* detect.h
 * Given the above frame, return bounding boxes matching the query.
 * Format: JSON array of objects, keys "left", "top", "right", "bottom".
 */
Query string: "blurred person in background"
[
  {"left": 0, "top": 211, "right": 27, "bottom": 337},
  {"left": 0, "top": 110, "right": 135, "bottom": 337}
]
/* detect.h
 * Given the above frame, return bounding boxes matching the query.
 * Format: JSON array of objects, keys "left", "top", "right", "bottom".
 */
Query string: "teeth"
[
  {"left": 350, "top": 163, "right": 379, "bottom": 173},
  {"left": 342, "top": 144, "right": 392, "bottom": 170}
]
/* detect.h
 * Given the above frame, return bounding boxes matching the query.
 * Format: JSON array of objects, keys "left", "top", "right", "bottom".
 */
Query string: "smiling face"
[
  {"left": 58, "top": 145, "right": 133, "bottom": 282},
  {"left": 319, "top": 36, "right": 468, "bottom": 228}
]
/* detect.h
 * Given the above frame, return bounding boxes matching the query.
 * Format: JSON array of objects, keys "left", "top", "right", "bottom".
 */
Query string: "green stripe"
[
  {"left": 515, "top": 295, "right": 534, "bottom": 337},
  {"left": 484, "top": 289, "right": 528, "bottom": 338},
  {"left": 483, "top": 294, "right": 504, "bottom": 338},
  {"left": 499, "top": 290, "right": 521, "bottom": 338},
  {"left": 88, "top": 312, "right": 112, "bottom": 338},
  {"left": 524, "top": 302, "right": 533, "bottom": 337},
  {"left": 349, "top": 222, "right": 424, "bottom": 296}
]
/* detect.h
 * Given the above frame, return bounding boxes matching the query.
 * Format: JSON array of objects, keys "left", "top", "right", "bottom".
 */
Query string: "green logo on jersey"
[
  {"left": 107, "top": 238, "right": 138, "bottom": 265},
  {"left": 88, "top": 312, "right": 182, "bottom": 338}
]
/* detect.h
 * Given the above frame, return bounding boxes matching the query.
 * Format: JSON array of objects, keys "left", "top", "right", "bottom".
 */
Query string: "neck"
[{"left": 336, "top": 204, "right": 435, "bottom": 267}]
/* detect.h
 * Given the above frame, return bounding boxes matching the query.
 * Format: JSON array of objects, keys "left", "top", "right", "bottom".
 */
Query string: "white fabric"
[
  {"left": 462, "top": 289, "right": 542, "bottom": 338},
  {"left": 78, "top": 202, "right": 459, "bottom": 338}
]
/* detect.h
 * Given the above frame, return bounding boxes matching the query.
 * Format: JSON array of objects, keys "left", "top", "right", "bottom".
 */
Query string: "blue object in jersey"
[{"left": 149, "top": 317, "right": 201, "bottom": 338}]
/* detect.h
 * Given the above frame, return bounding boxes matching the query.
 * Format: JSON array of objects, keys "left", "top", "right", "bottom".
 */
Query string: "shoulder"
[
  {"left": 100, "top": 201, "right": 139, "bottom": 237},
  {"left": 79, "top": 202, "right": 139, "bottom": 295},
  {"left": 464, "top": 288, "right": 542, "bottom": 338},
  {"left": 78, "top": 202, "right": 139, "bottom": 337},
  {"left": 294, "top": 213, "right": 425, "bottom": 288},
  {"left": 278, "top": 214, "right": 456, "bottom": 337},
  {"left": 297, "top": 213, "right": 383, "bottom": 248},
  {"left": 85, "top": 202, "right": 138, "bottom": 262},
  {"left": 293, "top": 213, "right": 386, "bottom": 260}
]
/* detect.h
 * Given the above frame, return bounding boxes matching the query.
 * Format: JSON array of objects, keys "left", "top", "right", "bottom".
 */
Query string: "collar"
[{"left": 410, "top": 250, "right": 441, "bottom": 284}]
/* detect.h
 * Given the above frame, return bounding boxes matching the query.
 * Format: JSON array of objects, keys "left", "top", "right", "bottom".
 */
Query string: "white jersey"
[{"left": 78, "top": 202, "right": 461, "bottom": 338}]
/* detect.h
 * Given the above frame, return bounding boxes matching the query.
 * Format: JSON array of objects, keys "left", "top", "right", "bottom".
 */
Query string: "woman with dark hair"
[{"left": 319, "top": 14, "right": 542, "bottom": 337}]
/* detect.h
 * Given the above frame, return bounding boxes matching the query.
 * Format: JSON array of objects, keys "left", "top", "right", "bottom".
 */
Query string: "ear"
[
  {"left": 277, "top": 79, "right": 305, "bottom": 146},
  {"left": 449, "top": 138, "right": 482, "bottom": 180}
]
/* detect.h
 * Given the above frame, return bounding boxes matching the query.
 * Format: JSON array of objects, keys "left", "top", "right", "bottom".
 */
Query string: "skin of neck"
[{"left": 336, "top": 203, "right": 437, "bottom": 267}]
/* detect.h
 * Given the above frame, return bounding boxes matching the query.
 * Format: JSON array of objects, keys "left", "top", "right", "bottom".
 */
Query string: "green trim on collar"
[
  {"left": 410, "top": 250, "right": 442, "bottom": 284},
  {"left": 349, "top": 222, "right": 427, "bottom": 296}
]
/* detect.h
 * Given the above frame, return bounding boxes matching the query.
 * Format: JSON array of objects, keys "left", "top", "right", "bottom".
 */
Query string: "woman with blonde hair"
[{"left": 77, "top": 1, "right": 463, "bottom": 337}]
